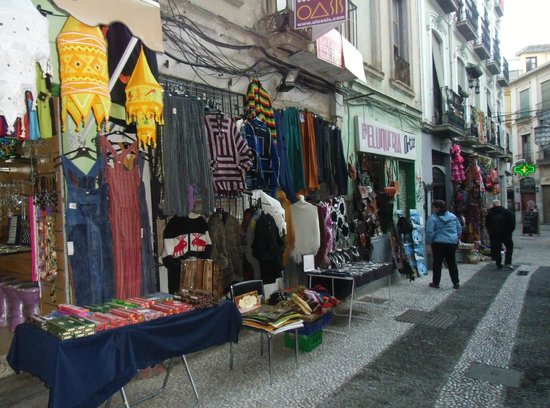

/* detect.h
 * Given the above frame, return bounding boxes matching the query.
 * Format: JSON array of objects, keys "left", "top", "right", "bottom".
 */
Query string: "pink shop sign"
[{"left": 356, "top": 117, "right": 417, "bottom": 160}]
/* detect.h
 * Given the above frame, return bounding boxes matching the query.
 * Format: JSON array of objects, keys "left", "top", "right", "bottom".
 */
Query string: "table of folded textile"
[{"left": 7, "top": 300, "right": 242, "bottom": 408}]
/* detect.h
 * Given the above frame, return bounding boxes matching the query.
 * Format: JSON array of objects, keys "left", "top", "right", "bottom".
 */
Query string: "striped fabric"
[
  {"left": 204, "top": 114, "right": 254, "bottom": 195},
  {"left": 245, "top": 79, "right": 277, "bottom": 142}
]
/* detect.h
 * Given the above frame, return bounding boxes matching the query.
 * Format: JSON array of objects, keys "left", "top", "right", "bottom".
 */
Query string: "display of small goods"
[
  {"left": 267, "top": 286, "right": 339, "bottom": 321},
  {"left": 27, "top": 293, "right": 206, "bottom": 340}
]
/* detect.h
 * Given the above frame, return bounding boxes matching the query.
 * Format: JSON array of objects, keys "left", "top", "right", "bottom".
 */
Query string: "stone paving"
[{"left": 1, "top": 226, "right": 549, "bottom": 407}]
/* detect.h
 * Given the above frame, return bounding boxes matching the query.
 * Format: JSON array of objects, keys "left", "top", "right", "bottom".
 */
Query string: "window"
[
  {"left": 457, "top": 59, "right": 467, "bottom": 95},
  {"left": 364, "top": 0, "right": 381, "bottom": 69},
  {"left": 392, "top": 0, "right": 410, "bottom": 84},
  {"left": 526, "top": 56, "right": 537, "bottom": 72},
  {"left": 542, "top": 80, "right": 550, "bottom": 111},
  {"left": 336, "top": 2, "right": 357, "bottom": 47},
  {"left": 522, "top": 134, "right": 532, "bottom": 162},
  {"left": 519, "top": 88, "right": 530, "bottom": 120},
  {"left": 392, "top": 0, "right": 409, "bottom": 61}
]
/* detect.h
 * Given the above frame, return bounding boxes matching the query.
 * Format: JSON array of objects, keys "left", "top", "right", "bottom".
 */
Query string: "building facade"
[{"left": 418, "top": 0, "right": 511, "bottom": 243}]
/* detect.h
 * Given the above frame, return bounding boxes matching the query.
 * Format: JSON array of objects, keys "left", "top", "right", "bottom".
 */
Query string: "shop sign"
[
  {"left": 356, "top": 117, "right": 417, "bottom": 160},
  {"left": 316, "top": 29, "right": 343, "bottom": 67},
  {"left": 294, "top": 0, "right": 348, "bottom": 29},
  {"left": 513, "top": 162, "right": 536, "bottom": 177}
]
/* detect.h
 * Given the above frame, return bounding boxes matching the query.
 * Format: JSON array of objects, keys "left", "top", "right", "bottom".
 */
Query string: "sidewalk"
[{"left": 1, "top": 224, "right": 548, "bottom": 407}]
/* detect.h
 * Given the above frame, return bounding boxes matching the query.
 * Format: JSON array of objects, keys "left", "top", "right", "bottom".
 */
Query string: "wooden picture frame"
[{"left": 234, "top": 290, "right": 260, "bottom": 313}]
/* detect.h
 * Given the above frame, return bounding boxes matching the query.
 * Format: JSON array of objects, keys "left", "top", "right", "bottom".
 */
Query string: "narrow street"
[{"left": 1, "top": 226, "right": 549, "bottom": 407}]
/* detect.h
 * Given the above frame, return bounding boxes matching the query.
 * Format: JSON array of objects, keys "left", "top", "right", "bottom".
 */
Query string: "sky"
[{"left": 500, "top": 0, "right": 550, "bottom": 61}]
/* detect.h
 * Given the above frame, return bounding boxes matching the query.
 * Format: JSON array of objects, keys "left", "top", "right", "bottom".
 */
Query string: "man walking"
[{"left": 486, "top": 199, "right": 515, "bottom": 269}]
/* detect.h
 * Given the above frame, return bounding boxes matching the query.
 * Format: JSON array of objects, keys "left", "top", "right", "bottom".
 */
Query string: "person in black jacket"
[{"left": 486, "top": 199, "right": 515, "bottom": 270}]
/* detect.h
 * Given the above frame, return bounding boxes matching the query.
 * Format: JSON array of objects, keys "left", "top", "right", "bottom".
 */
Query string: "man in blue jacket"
[{"left": 425, "top": 200, "right": 462, "bottom": 289}]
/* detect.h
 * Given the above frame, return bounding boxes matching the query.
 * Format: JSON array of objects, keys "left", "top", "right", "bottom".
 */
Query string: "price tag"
[
  {"left": 67, "top": 241, "right": 74, "bottom": 255},
  {"left": 69, "top": 202, "right": 77, "bottom": 209}
]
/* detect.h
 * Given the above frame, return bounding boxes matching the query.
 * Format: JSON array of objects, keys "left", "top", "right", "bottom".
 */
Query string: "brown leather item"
[{"left": 180, "top": 258, "right": 224, "bottom": 300}]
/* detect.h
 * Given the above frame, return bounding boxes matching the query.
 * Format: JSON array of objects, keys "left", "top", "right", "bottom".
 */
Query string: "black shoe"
[
  {"left": 504, "top": 265, "right": 514, "bottom": 270},
  {"left": 453, "top": 284, "right": 460, "bottom": 289},
  {"left": 429, "top": 282, "right": 440, "bottom": 288},
  {"left": 495, "top": 265, "right": 503, "bottom": 270}
]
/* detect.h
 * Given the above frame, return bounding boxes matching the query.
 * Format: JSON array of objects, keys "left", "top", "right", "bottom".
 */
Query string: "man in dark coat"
[{"left": 486, "top": 199, "right": 515, "bottom": 269}]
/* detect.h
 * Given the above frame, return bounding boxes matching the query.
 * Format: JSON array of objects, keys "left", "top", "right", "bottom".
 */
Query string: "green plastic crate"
[{"left": 284, "top": 329, "right": 322, "bottom": 352}]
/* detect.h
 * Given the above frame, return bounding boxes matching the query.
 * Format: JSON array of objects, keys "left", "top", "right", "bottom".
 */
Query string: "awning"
[{"left": 51, "top": 0, "right": 163, "bottom": 52}]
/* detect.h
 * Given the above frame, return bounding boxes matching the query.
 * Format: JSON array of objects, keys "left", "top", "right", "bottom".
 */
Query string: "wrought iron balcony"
[
  {"left": 536, "top": 147, "right": 550, "bottom": 164},
  {"left": 486, "top": 38, "right": 501, "bottom": 74},
  {"left": 430, "top": 87, "right": 467, "bottom": 138},
  {"left": 473, "top": 20, "right": 491, "bottom": 60},
  {"left": 436, "top": 0, "right": 459, "bottom": 14},
  {"left": 497, "top": 58, "right": 509, "bottom": 87},
  {"left": 256, "top": 10, "right": 311, "bottom": 54},
  {"left": 456, "top": 0, "right": 479, "bottom": 41},
  {"left": 494, "top": 0, "right": 504, "bottom": 17},
  {"left": 394, "top": 54, "right": 411, "bottom": 85}
]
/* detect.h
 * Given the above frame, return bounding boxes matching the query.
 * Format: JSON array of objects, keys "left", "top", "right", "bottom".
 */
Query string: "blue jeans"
[{"left": 62, "top": 155, "right": 115, "bottom": 306}]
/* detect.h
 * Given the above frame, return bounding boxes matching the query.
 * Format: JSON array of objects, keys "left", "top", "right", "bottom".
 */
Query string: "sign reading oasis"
[{"left": 356, "top": 117, "right": 416, "bottom": 160}]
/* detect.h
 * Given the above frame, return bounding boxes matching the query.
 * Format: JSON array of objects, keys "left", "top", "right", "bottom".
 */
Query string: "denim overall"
[{"left": 62, "top": 155, "right": 114, "bottom": 306}]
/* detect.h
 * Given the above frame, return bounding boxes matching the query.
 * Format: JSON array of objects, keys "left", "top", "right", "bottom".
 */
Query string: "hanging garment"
[
  {"left": 241, "top": 118, "right": 279, "bottom": 195},
  {"left": 162, "top": 94, "right": 215, "bottom": 216},
  {"left": 300, "top": 111, "right": 320, "bottom": 191},
  {"left": 252, "top": 211, "right": 284, "bottom": 284},
  {"left": 330, "top": 196, "right": 350, "bottom": 248},
  {"left": 314, "top": 202, "right": 332, "bottom": 269},
  {"left": 245, "top": 79, "right": 277, "bottom": 141},
  {"left": 331, "top": 126, "right": 348, "bottom": 196},
  {"left": 290, "top": 195, "right": 321, "bottom": 263},
  {"left": 0, "top": 0, "right": 51, "bottom": 134},
  {"left": 208, "top": 211, "right": 247, "bottom": 282},
  {"left": 276, "top": 190, "right": 296, "bottom": 266},
  {"left": 284, "top": 107, "right": 306, "bottom": 192},
  {"left": 61, "top": 155, "right": 114, "bottom": 306},
  {"left": 274, "top": 110, "right": 295, "bottom": 201},
  {"left": 100, "top": 136, "right": 142, "bottom": 299},
  {"left": 138, "top": 157, "right": 156, "bottom": 295},
  {"left": 205, "top": 113, "right": 254, "bottom": 196},
  {"left": 161, "top": 214, "right": 213, "bottom": 294}
]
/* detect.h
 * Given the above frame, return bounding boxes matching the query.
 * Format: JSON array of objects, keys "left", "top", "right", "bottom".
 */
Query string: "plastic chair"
[{"left": 230, "top": 280, "right": 301, "bottom": 385}]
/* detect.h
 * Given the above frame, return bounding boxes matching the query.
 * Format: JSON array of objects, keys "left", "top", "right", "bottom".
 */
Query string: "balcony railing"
[
  {"left": 497, "top": 57, "right": 509, "bottom": 87},
  {"left": 394, "top": 55, "right": 411, "bottom": 85},
  {"left": 456, "top": 0, "right": 479, "bottom": 41},
  {"left": 474, "top": 21, "right": 491, "bottom": 60},
  {"left": 436, "top": 0, "right": 459, "bottom": 14},
  {"left": 438, "top": 87, "right": 466, "bottom": 129},
  {"left": 494, "top": 0, "right": 504, "bottom": 17},
  {"left": 486, "top": 38, "right": 501, "bottom": 74}
]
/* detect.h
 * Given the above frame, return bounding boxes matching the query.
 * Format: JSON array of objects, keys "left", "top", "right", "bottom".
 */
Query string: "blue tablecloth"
[{"left": 7, "top": 300, "right": 242, "bottom": 408}]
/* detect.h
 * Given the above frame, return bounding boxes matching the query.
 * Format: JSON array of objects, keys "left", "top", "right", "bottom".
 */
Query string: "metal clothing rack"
[{"left": 160, "top": 76, "right": 245, "bottom": 117}]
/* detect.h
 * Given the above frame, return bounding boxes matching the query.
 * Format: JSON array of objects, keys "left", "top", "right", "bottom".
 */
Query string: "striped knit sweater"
[{"left": 245, "top": 79, "right": 277, "bottom": 142}]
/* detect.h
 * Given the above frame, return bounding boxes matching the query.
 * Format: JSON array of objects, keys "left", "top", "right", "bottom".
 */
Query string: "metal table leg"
[
  {"left": 181, "top": 355, "right": 200, "bottom": 408},
  {"left": 267, "top": 333, "right": 273, "bottom": 385},
  {"left": 294, "top": 328, "right": 299, "bottom": 368}
]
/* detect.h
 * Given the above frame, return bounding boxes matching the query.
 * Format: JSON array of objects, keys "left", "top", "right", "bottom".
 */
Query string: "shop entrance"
[{"left": 432, "top": 167, "right": 447, "bottom": 202}]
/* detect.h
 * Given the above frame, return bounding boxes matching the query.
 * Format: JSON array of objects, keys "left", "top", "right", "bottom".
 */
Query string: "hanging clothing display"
[
  {"left": 284, "top": 107, "right": 306, "bottom": 192},
  {"left": 314, "top": 201, "right": 332, "bottom": 269},
  {"left": 290, "top": 195, "right": 321, "bottom": 263},
  {"left": 161, "top": 213, "right": 213, "bottom": 294},
  {"left": 100, "top": 136, "right": 142, "bottom": 299},
  {"left": 208, "top": 211, "right": 246, "bottom": 282},
  {"left": 58, "top": 16, "right": 111, "bottom": 132},
  {"left": 0, "top": 0, "right": 51, "bottom": 134},
  {"left": 251, "top": 189, "right": 286, "bottom": 236},
  {"left": 330, "top": 196, "right": 350, "bottom": 248},
  {"left": 251, "top": 211, "right": 284, "bottom": 284},
  {"left": 241, "top": 118, "right": 279, "bottom": 195},
  {"left": 61, "top": 155, "right": 114, "bottom": 306},
  {"left": 137, "top": 157, "right": 156, "bottom": 295},
  {"left": 274, "top": 110, "right": 295, "bottom": 201},
  {"left": 450, "top": 144, "right": 466, "bottom": 182},
  {"left": 245, "top": 79, "right": 276, "bottom": 141},
  {"left": 204, "top": 113, "right": 253, "bottom": 196},
  {"left": 276, "top": 190, "right": 296, "bottom": 266},
  {"left": 300, "top": 111, "right": 320, "bottom": 192},
  {"left": 331, "top": 126, "right": 348, "bottom": 196},
  {"left": 162, "top": 94, "right": 214, "bottom": 216}
]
